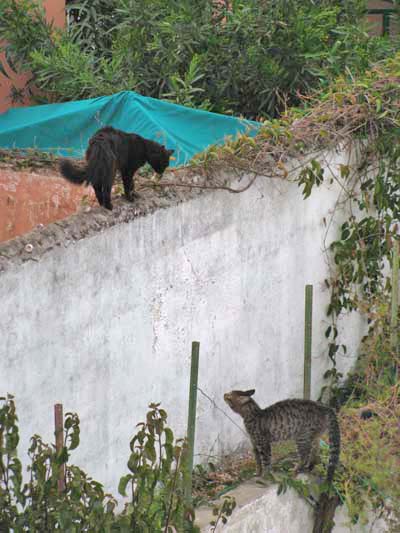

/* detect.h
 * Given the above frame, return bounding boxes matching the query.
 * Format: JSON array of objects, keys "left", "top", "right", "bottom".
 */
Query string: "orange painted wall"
[
  {"left": 0, "top": 0, "right": 65, "bottom": 114},
  {"left": 0, "top": 167, "right": 96, "bottom": 243},
  {"left": 0, "top": 1, "right": 74, "bottom": 243}
]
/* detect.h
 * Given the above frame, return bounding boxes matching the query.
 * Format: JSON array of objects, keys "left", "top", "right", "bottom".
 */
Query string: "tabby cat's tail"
[
  {"left": 312, "top": 409, "right": 341, "bottom": 533},
  {"left": 313, "top": 493, "right": 340, "bottom": 533},
  {"left": 326, "top": 409, "right": 340, "bottom": 484}
]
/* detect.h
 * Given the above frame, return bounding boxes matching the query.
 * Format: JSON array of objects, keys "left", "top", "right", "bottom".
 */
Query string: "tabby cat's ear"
[{"left": 243, "top": 389, "right": 255, "bottom": 396}]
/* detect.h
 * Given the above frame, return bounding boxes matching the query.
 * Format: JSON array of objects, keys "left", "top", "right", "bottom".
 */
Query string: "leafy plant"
[
  {"left": 0, "top": 396, "right": 199, "bottom": 532},
  {"left": 163, "top": 54, "right": 210, "bottom": 109},
  {"left": 0, "top": 0, "right": 55, "bottom": 101},
  {"left": 116, "top": 402, "right": 195, "bottom": 531},
  {"left": 66, "top": 0, "right": 120, "bottom": 57},
  {"left": 210, "top": 495, "right": 236, "bottom": 531}
]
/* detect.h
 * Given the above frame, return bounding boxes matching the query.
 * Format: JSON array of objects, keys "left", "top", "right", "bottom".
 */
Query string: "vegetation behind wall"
[{"left": 0, "top": 0, "right": 398, "bottom": 117}]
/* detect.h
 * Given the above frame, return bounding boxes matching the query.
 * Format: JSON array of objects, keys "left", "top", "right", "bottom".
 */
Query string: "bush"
[
  {"left": 0, "top": 395, "right": 196, "bottom": 532},
  {"left": 0, "top": 0, "right": 398, "bottom": 117}
]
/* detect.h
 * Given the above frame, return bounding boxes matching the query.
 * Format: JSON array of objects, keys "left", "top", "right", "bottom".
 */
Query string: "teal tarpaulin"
[{"left": 0, "top": 91, "right": 260, "bottom": 167}]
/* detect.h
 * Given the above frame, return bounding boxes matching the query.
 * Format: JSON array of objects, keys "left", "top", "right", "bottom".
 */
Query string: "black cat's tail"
[
  {"left": 59, "top": 141, "right": 115, "bottom": 187},
  {"left": 59, "top": 159, "right": 88, "bottom": 184}
]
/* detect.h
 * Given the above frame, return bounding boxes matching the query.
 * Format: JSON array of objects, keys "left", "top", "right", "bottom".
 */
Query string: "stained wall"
[{"left": 0, "top": 152, "right": 364, "bottom": 496}]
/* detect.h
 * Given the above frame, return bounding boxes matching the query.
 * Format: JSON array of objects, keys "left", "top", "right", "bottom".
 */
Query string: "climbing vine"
[
  {"left": 190, "top": 53, "right": 400, "bottom": 527},
  {"left": 193, "top": 53, "right": 400, "bottom": 364}
]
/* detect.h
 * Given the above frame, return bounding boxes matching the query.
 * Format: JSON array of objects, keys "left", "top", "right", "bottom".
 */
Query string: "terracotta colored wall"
[
  {"left": 0, "top": 1, "right": 72, "bottom": 243},
  {"left": 44, "top": 0, "right": 66, "bottom": 28},
  {"left": 0, "top": 0, "right": 65, "bottom": 114},
  {"left": 0, "top": 166, "right": 96, "bottom": 243}
]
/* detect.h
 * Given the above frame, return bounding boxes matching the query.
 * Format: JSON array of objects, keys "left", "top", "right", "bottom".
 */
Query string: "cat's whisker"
[{"left": 197, "top": 386, "right": 248, "bottom": 438}]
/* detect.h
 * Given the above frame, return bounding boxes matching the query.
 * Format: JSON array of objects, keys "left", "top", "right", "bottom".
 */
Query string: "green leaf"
[
  {"left": 55, "top": 446, "right": 69, "bottom": 465},
  {"left": 144, "top": 439, "right": 157, "bottom": 463},
  {"left": 0, "top": 60, "right": 10, "bottom": 79},
  {"left": 164, "top": 427, "right": 174, "bottom": 445},
  {"left": 118, "top": 474, "right": 132, "bottom": 497}
]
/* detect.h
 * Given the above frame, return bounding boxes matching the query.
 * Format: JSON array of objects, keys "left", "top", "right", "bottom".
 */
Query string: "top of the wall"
[
  {"left": 2, "top": 56, "right": 397, "bottom": 272},
  {"left": 0, "top": 165, "right": 217, "bottom": 274}
]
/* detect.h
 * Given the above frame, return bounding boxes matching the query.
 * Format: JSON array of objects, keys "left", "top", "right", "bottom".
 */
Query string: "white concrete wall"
[{"left": 0, "top": 150, "right": 364, "bottom": 496}]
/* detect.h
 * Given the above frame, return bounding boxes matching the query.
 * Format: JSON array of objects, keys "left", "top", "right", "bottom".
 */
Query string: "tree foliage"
[{"left": 0, "top": 0, "right": 397, "bottom": 116}]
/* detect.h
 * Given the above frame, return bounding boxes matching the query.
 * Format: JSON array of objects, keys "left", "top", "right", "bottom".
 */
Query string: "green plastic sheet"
[{"left": 0, "top": 91, "right": 260, "bottom": 166}]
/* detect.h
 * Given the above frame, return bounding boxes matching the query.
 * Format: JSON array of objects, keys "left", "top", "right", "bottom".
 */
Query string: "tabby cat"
[{"left": 223, "top": 389, "right": 340, "bottom": 483}]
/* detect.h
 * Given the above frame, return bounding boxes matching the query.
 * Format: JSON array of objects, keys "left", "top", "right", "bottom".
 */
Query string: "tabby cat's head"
[{"left": 224, "top": 389, "right": 256, "bottom": 414}]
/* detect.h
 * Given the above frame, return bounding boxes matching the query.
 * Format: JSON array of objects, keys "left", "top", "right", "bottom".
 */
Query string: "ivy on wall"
[{"left": 193, "top": 53, "right": 400, "bottom": 525}]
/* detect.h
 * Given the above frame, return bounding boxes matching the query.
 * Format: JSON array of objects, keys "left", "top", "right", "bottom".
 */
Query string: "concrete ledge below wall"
[{"left": 196, "top": 480, "right": 388, "bottom": 533}]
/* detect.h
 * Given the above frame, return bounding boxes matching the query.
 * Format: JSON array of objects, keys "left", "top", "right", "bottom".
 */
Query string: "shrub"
[
  {"left": 0, "top": 395, "right": 196, "bottom": 532},
  {"left": 0, "top": 0, "right": 397, "bottom": 117}
]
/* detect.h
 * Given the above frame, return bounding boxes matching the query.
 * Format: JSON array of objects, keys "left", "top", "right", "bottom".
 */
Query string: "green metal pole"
[
  {"left": 390, "top": 240, "right": 399, "bottom": 375},
  {"left": 54, "top": 403, "right": 65, "bottom": 493},
  {"left": 383, "top": 11, "right": 391, "bottom": 36},
  {"left": 184, "top": 341, "right": 200, "bottom": 505},
  {"left": 304, "top": 285, "right": 313, "bottom": 400}
]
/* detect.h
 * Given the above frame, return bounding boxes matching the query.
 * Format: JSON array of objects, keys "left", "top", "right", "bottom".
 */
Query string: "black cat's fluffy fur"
[{"left": 59, "top": 126, "right": 174, "bottom": 210}]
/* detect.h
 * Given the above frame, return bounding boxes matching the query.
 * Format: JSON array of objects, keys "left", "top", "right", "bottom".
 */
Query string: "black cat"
[{"left": 59, "top": 126, "right": 174, "bottom": 210}]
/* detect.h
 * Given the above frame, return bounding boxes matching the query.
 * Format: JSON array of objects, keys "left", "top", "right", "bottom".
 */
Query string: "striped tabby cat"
[{"left": 223, "top": 389, "right": 340, "bottom": 483}]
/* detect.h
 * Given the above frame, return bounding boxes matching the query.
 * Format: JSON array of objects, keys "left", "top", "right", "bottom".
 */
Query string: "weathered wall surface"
[
  {"left": 197, "top": 481, "right": 388, "bottom": 533},
  {"left": 0, "top": 151, "right": 363, "bottom": 496},
  {"left": 0, "top": 166, "right": 95, "bottom": 243}
]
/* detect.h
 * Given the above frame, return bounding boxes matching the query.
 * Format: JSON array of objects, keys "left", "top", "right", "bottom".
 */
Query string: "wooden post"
[
  {"left": 304, "top": 285, "right": 313, "bottom": 400},
  {"left": 54, "top": 403, "right": 65, "bottom": 493},
  {"left": 391, "top": 239, "right": 399, "bottom": 379},
  {"left": 184, "top": 342, "right": 200, "bottom": 506}
]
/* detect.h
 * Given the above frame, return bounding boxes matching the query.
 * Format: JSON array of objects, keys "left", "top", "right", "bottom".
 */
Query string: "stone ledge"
[{"left": 196, "top": 479, "right": 388, "bottom": 532}]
